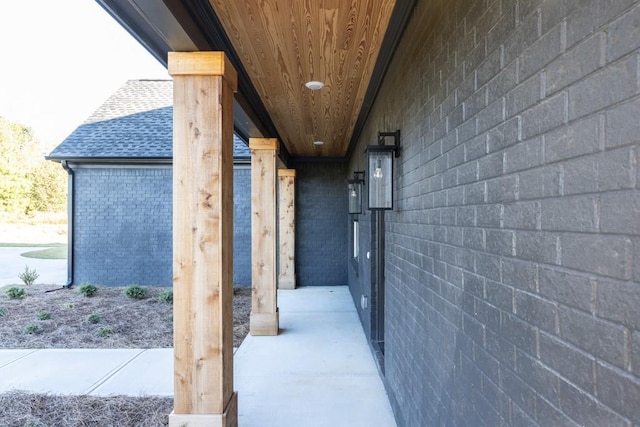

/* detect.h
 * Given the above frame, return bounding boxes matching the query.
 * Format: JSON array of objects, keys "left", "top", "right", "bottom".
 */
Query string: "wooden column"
[
  {"left": 168, "top": 52, "right": 238, "bottom": 427},
  {"left": 250, "top": 138, "right": 279, "bottom": 335},
  {"left": 278, "top": 169, "right": 296, "bottom": 289}
]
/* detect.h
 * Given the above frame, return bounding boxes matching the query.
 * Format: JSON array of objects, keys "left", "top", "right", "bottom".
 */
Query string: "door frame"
[{"left": 370, "top": 210, "right": 385, "bottom": 371}]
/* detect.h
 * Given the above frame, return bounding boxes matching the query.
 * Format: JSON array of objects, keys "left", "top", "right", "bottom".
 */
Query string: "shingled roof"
[{"left": 48, "top": 79, "right": 250, "bottom": 161}]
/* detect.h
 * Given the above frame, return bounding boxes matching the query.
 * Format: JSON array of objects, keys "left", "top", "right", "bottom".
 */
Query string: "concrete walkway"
[
  {"left": 0, "top": 247, "right": 66, "bottom": 286},
  {"left": 0, "top": 286, "right": 396, "bottom": 426}
]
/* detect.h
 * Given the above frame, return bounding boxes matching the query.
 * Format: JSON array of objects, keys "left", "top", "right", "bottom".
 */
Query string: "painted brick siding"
[
  {"left": 348, "top": 0, "right": 640, "bottom": 426},
  {"left": 72, "top": 165, "right": 251, "bottom": 287},
  {"left": 233, "top": 166, "right": 251, "bottom": 285},
  {"left": 72, "top": 166, "right": 172, "bottom": 286},
  {"left": 294, "top": 161, "right": 349, "bottom": 286}
]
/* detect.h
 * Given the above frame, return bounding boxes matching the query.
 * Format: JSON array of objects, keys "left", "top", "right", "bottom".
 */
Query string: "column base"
[
  {"left": 169, "top": 392, "right": 238, "bottom": 427},
  {"left": 250, "top": 310, "right": 279, "bottom": 335},
  {"left": 278, "top": 274, "right": 296, "bottom": 290}
]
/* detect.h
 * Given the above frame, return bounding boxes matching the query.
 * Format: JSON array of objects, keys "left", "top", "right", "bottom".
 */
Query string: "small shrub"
[
  {"left": 124, "top": 285, "right": 146, "bottom": 300},
  {"left": 87, "top": 313, "right": 101, "bottom": 324},
  {"left": 18, "top": 265, "right": 39, "bottom": 286},
  {"left": 64, "top": 302, "right": 75, "bottom": 309},
  {"left": 24, "top": 324, "right": 40, "bottom": 335},
  {"left": 0, "top": 308, "right": 6, "bottom": 317},
  {"left": 79, "top": 283, "right": 98, "bottom": 297},
  {"left": 37, "top": 311, "right": 51, "bottom": 320},
  {"left": 5, "top": 287, "right": 26, "bottom": 300},
  {"left": 159, "top": 290, "right": 173, "bottom": 304},
  {"left": 97, "top": 327, "right": 113, "bottom": 338}
]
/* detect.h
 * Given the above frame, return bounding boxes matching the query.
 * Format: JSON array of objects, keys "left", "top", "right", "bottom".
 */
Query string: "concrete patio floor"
[{"left": 0, "top": 286, "right": 396, "bottom": 426}]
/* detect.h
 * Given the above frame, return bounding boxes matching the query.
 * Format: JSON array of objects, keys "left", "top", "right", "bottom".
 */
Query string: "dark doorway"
[{"left": 370, "top": 210, "right": 385, "bottom": 372}]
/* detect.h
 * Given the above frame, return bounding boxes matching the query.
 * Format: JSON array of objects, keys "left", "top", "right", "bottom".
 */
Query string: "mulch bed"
[
  {"left": 0, "top": 392, "right": 173, "bottom": 427},
  {"left": 0, "top": 284, "right": 251, "bottom": 348},
  {"left": 0, "top": 284, "right": 251, "bottom": 426}
]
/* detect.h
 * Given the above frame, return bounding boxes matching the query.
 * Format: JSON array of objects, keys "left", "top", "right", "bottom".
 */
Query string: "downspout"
[{"left": 61, "top": 161, "right": 74, "bottom": 288}]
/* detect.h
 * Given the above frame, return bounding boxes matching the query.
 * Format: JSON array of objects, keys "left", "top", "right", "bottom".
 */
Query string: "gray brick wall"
[
  {"left": 72, "top": 165, "right": 172, "bottom": 286},
  {"left": 233, "top": 166, "right": 251, "bottom": 286},
  {"left": 293, "top": 161, "right": 348, "bottom": 286},
  {"left": 71, "top": 164, "right": 251, "bottom": 287},
  {"left": 348, "top": 0, "right": 640, "bottom": 425}
]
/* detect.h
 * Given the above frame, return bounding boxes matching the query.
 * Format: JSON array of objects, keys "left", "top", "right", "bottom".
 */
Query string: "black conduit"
[{"left": 61, "top": 161, "right": 74, "bottom": 288}]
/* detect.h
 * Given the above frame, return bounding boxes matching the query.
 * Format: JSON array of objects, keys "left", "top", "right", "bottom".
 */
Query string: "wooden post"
[
  {"left": 250, "top": 138, "right": 279, "bottom": 335},
  {"left": 278, "top": 169, "right": 296, "bottom": 289},
  {"left": 168, "top": 52, "right": 238, "bottom": 427}
]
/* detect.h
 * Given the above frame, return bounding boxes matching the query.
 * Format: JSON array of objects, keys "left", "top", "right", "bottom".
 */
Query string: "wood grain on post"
[
  {"left": 250, "top": 138, "right": 279, "bottom": 335},
  {"left": 278, "top": 169, "right": 296, "bottom": 289},
  {"left": 169, "top": 51, "right": 238, "bottom": 427}
]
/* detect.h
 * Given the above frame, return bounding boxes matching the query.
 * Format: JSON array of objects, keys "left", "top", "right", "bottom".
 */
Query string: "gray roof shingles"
[{"left": 48, "top": 79, "right": 250, "bottom": 160}]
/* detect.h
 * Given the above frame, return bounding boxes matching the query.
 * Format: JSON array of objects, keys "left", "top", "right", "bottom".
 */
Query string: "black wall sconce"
[
  {"left": 365, "top": 130, "right": 401, "bottom": 210},
  {"left": 347, "top": 171, "right": 365, "bottom": 215}
]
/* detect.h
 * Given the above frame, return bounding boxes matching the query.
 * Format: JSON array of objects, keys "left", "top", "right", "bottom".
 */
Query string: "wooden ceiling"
[{"left": 208, "top": 0, "right": 397, "bottom": 157}]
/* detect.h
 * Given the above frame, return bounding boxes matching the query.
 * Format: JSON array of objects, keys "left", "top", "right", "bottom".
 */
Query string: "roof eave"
[
  {"left": 45, "top": 156, "right": 173, "bottom": 164},
  {"left": 94, "top": 0, "right": 283, "bottom": 162},
  {"left": 46, "top": 156, "right": 251, "bottom": 165}
]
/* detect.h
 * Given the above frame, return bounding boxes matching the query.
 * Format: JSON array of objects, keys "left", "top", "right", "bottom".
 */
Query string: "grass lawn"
[
  {"left": 0, "top": 243, "right": 65, "bottom": 247},
  {"left": 0, "top": 242, "right": 67, "bottom": 260},
  {"left": 20, "top": 245, "right": 67, "bottom": 260}
]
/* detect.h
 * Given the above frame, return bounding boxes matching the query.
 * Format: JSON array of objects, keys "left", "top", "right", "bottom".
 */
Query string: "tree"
[
  {"left": 26, "top": 159, "right": 67, "bottom": 213},
  {"left": 0, "top": 116, "right": 66, "bottom": 215}
]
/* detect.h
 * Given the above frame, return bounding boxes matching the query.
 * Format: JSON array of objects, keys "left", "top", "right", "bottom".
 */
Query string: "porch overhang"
[
  {"left": 94, "top": 0, "right": 417, "bottom": 163},
  {"left": 94, "top": 0, "right": 284, "bottom": 160}
]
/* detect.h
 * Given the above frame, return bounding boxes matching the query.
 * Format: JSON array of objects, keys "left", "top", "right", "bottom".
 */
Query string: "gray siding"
[
  {"left": 72, "top": 164, "right": 251, "bottom": 287},
  {"left": 349, "top": 0, "right": 640, "bottom": 425},
  {"left": 72, "top": 165, "right": 172, "bottom": 286},
  {"left": 294, "top": 161, "right": 348, "bottom": 286},
  {"left": 233, "top": 166, "right": 251, "bottom": 285}
]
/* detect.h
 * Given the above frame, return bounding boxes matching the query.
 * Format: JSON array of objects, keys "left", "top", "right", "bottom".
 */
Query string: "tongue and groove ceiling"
[
  {"left": 209, "top": 0, "right": 395, "bottom": 157},
  {"left": 96, "top": 0, "right": 415, "bottom": 160}
]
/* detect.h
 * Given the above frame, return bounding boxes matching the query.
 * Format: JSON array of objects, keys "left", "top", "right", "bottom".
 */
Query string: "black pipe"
[{"left": 60, "top": 161, "right": 74, "bottom": 288}]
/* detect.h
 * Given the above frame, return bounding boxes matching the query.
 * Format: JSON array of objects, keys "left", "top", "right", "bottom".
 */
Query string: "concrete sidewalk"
[
  {"left": 0, "top": 247, "right": 66, "bottom": 286},
  {"left": 0, "top": 286, "right": 396, "bottom": 426}
]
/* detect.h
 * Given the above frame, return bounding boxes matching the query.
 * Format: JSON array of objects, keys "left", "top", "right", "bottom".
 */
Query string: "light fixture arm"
[
  {"left": 352, "top": 170, "right": 365, "bottom": 185},
  {"left": 378, "top": 130, "right": 401, "bottom": 158}
]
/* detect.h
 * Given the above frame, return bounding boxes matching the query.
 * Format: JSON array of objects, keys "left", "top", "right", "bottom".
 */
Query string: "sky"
[{"left": 0, "top": 0, "right": 169, "bottom": 148}]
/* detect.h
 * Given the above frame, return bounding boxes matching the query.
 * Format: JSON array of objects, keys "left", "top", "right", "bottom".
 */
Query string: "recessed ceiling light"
[
  {"left": 313, "top": 140, "right": 324, "bottom": 146},
  {"left": 305, "top": 81, "right": 325, "bottom": 90}
]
